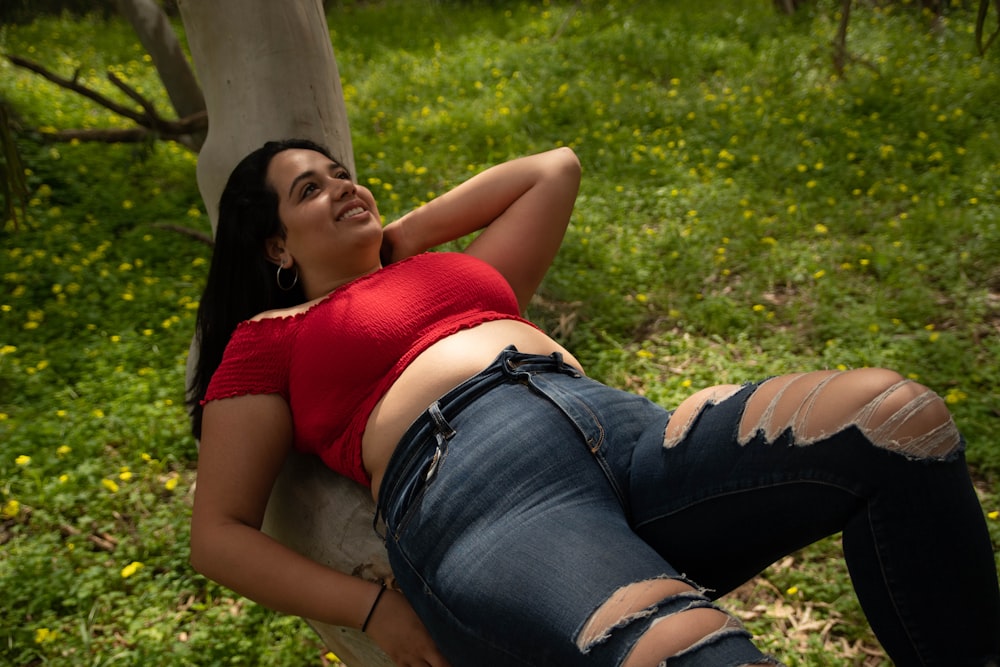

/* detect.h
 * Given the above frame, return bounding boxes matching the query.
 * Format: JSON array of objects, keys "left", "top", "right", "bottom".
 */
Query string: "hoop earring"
[{"left": 276, "top": 263, "right": 299, "bottom": 291}]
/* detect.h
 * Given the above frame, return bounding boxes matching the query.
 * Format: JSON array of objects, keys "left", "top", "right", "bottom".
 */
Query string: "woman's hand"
[
  {"left": 380, "top": 218, "right": 416, "bottom": 266},
  {"left": 365, "top": 588, "right": 452, "bottom": 667}
]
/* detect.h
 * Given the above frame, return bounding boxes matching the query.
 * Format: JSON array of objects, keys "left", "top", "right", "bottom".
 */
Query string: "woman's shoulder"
[
  {"left": 226, "top": 304, "right": 309, "bottom": 347},
  {"left": 249, "top": 299, "right": 323, "bottom": 322}
]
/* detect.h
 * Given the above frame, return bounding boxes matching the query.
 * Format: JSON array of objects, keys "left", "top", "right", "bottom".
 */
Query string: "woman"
[{"left": 189, "top": 138, "right": 999, "bottom": 667}]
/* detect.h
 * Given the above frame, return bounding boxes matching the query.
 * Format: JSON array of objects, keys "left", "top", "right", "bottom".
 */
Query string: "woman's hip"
[{"left": 375, "top": 346, "right": 667, "bottom": 536}]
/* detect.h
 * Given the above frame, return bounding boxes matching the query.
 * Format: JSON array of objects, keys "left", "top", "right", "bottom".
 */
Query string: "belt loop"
[
  {"left": 425, "top": 402, "right": 454, "bottom": 485},
  {"left": 427, "top": 401, "right": 456, "bottom": 441}
]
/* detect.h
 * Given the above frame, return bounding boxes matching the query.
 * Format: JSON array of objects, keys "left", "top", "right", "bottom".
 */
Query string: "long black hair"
[{"left": 187, "top": 138, "right": 338, "bottom": 438}]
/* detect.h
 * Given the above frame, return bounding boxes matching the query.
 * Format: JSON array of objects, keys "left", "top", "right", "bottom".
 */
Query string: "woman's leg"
[
  {"left": 379, "top": 352, "right": 778, "bottom": 666},
  {"left": 630, "top": 369, "right": 1000, "bottom": 667}
]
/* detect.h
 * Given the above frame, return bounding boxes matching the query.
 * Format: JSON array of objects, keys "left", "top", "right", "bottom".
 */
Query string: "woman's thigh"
[
  {"left": 624, "top": 372, "right": 966, "bottom": 598},
  {"left": 383, "top": 376, "right": 773, "bottom": 666}
]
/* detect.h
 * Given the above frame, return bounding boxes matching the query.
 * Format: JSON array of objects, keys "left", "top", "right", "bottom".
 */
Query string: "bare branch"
[
  {"left": 830, "top": 0, "right": 880, "bottom": 77},
  {"left": 976, "top": 0, "right": 1000, "bottom": 55},
  {"left": 832, "top": 0, "right": 852, "bottom": 76},
  {"left": 6, "top": 54, "right": 146, "bottom": 124},
  {"left": 150, "top": 222, "right": 214, "bottom": 247},
  {"left": 107, "top": 69, "right": 161, "bottom": 123},
  {"left": 40, "top": 111, "right": 207, "bottom": 144},
  {"left": 114, "top": 0, "right": 205, "bottom": 120},
  {"left": 6, "top": 52, "right": 208, "bottom": 149}
]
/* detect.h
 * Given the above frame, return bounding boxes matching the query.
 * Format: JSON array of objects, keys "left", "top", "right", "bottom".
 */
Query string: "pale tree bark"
[
  {"left": 177, "top": 0, "right": 355, "bottom": 230},
  {"left": 115, "top": 0, "right": 206, "bottom": 148},
  {"left": 176, "top": 2, "right": 392, "bottom": 664}
]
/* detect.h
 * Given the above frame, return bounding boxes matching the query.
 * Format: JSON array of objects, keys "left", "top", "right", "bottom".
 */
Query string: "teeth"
[{"left": 338, "top": 206, "right": 365, "bottom": 221}]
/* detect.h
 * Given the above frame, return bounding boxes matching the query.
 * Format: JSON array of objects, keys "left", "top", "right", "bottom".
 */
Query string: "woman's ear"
[{"left": 263, "top": 236, "right": 287, "bottom": 267}]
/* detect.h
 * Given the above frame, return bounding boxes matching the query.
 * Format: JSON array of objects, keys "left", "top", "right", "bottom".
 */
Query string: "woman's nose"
[{"left": 334, "top": 179, "right": 357, "bottom": 199}]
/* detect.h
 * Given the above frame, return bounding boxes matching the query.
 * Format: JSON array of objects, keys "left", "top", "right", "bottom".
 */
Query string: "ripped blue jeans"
[{"left": 376, "top": 347, "right": 1000, "bottom": 666}]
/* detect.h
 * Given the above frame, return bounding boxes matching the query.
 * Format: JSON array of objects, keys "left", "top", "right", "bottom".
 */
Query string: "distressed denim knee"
[{"left": 578, "top": 576, "right": 779, "bottom": 667}]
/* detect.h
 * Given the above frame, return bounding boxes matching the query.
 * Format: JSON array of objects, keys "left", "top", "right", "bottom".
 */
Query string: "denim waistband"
[{"left": 374, "top": 345, "right": 582, "bottom": 532}]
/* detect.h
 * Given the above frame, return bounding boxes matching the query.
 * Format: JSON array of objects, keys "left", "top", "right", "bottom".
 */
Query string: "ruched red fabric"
[{"left": 203, "top": 252, "right": 532, "bottom": 485}]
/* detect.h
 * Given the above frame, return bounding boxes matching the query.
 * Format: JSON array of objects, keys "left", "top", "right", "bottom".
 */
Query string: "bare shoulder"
[{"left": 249, "top": 297, "right": 327, "bottom": 322}]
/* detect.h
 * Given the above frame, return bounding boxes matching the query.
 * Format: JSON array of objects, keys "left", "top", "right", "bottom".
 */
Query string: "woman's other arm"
[
  {"left": 381, "top": 147, "right": 581, "bottom": 312},
  {"left": 190, "top": 394, "right": 448, "bottom": 666}
]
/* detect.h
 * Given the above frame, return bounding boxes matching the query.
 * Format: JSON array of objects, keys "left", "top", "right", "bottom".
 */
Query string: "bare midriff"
[{"left": 362, "top": 319, "right": 582, "bottom": 501}]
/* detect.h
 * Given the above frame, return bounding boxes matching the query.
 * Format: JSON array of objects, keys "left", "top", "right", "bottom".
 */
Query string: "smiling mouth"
[{"left": 337, "top": 206, "right": 366, "bottom": 221}]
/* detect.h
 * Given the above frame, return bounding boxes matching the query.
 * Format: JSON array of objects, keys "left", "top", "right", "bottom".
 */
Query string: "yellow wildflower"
[
  {"left": 35, "top": 628, "right": 55, "bottom": 644},
  {"left": 121, "top": 561, "right": 144, "bottom": 578},
  {"left": 2, "top": 499, "right": 20, "bottom": 519},
  {"left": 945, "top": 388, "right": 967, "bottom": 405}
]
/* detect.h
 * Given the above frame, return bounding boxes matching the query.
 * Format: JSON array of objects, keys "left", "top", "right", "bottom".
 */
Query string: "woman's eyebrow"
[
  {"left": 288, "top": 170, "right": 317, "bottom": 199},
  {"left": 287, "top": 163, "right": 345, "bottom": 199}
]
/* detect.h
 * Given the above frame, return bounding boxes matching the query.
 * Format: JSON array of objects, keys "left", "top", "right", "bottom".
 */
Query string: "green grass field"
[{"left": 2, "top": 1, "right": 998, "bottom": 664}]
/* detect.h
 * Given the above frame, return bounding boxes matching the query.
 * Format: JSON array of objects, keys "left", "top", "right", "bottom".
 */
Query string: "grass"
[{"left": 1, "top": 0, "right": 998, "bottom": 664}]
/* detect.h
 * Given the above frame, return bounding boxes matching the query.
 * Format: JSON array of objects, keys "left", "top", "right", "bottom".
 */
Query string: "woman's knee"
[
  {"left": 847, "top": 368, "right": 961, "bottom": 458},
  {"left": 737, "top": 368, "right": 961, "bottom": 459},
  {"left": 621, "top": 608, "right": 754, "bottom": 667},
  {"left": 577, "top": 578, "right": 776, "bottom": 667}
]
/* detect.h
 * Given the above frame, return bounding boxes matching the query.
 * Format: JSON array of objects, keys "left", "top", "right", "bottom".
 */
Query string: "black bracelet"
[{"left": 361, "top": 581, "right": 387, "bottom": 633}]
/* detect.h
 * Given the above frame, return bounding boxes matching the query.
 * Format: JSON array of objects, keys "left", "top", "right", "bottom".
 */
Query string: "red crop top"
[{"left": 202, "top": 252, "right": 534, "bottom": 486}]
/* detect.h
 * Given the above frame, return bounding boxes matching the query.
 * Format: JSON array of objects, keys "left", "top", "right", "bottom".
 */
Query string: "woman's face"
[{"left": 265, "top": 149, "right": 383, "bottom": 294}]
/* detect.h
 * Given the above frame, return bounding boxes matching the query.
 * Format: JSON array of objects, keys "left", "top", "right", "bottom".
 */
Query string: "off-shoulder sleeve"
[{"left": 202, "top": 318, "right": 293, "bottom": 404}]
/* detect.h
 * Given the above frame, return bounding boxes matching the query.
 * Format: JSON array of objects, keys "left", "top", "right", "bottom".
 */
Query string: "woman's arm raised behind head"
[{"left": 380, "top": 147, "right": 581, "bottom": 313}]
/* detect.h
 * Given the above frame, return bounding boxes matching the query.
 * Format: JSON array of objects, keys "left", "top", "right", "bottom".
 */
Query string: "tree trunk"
[
  {"left": 114, "top": 0, "right": 206, "bottom": 148},
  {"left": 263, "top": 452, "right": 396, "bottom": 666},
  {"left": 176, "top": 2, "right": 390, "bottom": 664},
  {"left": 176, "top": 0, "right": 355, "bottom": 230}
]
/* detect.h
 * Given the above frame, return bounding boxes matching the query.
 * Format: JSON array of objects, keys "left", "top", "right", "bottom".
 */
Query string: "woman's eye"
[
  {"left": 335, "top": 170, "right": 352, "bottom": 181},
  {"left": 301, "top": 183, "right": 318, "bottom": 199}
]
